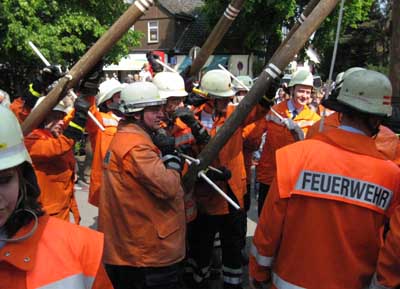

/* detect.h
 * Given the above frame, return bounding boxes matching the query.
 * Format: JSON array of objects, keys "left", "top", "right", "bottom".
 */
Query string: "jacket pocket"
[{"left": 154, "top": 213, "right": 181, "bottom": 239}]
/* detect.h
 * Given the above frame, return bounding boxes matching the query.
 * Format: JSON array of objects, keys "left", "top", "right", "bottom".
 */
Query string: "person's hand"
[
  {"left": 79, "top": 60, "right": 104, "bottom": 97},
  {"left": 185, "top": 92, "right": 208, "bottom": 107},
  {"left": 174, "top": 107, "right": 197, "bottom": 127},
  {"left": 146, "top": 51, "right": 163, "bottom": 73},
  {"left": 40, "top": 65, "right": 63, "bottom": 88},
  {"left": 151, "top": 130, "right": 176, "bottom": 156}
]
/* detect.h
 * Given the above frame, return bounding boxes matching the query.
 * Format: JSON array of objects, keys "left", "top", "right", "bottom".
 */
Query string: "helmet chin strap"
[
  {"left": 0, "top": 174, "right": 39, "bottom": 243},
  {"left": 0, "top": 209, "right": 39, "bottom": 243}
]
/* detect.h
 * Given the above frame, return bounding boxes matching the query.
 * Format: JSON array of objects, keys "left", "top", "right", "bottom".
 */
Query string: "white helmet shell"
[
  {"left": 232, "top": 75, "right": 253, "bottom": 92},
  {"left": 119, "top": 82, "right": 165, "bottom": 114},
  {"left": 338, "top": 70, "right": 392, "bottom": 116},
  {"left": 33, "top": 96, "right": 70, "bottom": 114},
  {"left": 96, "top": 78, "right": 123, "bottom": 106},
  {"left": 200, "top": 69, "right": 235, "bottom": 98},
  {"left": 0, "top": 106, "right": 32, "bottom": 170},
  {"left": 0, "top": 89, "right": 11, "bottom": 108},
  {"left": 288, "top": 70, "right": 314, "bottom": 88},
  {"left": 152, "top": 72, "right": 188, "bottom": 100}
]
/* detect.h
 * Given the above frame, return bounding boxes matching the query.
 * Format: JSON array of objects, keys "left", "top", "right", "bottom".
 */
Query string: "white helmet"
[
  {"left": 232, "top": 75, "right": 253, "bottom": 92},
  {"left": 96, "top": 78, "right": 123, "bottom": 106},
  {"left": 325, "top": 69, "right": 392, "bottom": 117},
  {"left": 119, "top": 82, "right": 165, "bottom": 114},
  {"left": 33, "top": 96, "right": 70, "bottom": 114},
  {"left": 0, "top": 106, "right": 32, "bottom": 170},
  {"left": 200, "top": 69, "right": 235, "bottom": 98},
  {"left": 0, "top": 89, "right": 11, "bottom": 107},
  {"left": 153, "top": 72, "right": 188, "bottom": 100},
  {"left": 288, "top": 70, "right": 314, "bottom": 88}
]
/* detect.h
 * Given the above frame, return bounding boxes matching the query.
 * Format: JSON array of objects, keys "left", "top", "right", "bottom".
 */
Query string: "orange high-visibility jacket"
[
  {"left": 98, "top": 122, "right": 186, "bottom": 267},
  {"left": 0, "top": 215, "right": 113, "bottom": 289},
  {"left": 249, "top": 128, "right": 400, "bottom": 289},
  {"left": 193, "top": 103, "right": 267, "bottom": 215},
  {"left": 10, "top": 97, "right": 31, "bottom": 123},
  {"left": 373, "top": 204, "right": 400, "bottom": 288},
  {"left": 307, "top": 112, "right": 400, "bottom": 165},
  {"left": 257, "top": 100, "right": 320, "bottom": 186},
  {"left": 24, "top": 129, "right": 77, "bottom": 221},
  {"left": 86, "top": 106, "right": 119, "bottom": 207}
]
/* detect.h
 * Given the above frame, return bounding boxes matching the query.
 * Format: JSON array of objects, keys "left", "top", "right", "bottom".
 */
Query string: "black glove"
[
  {"left": 185, "top": 92, "right": 208, "bottom": 107},
  {"left": 151, "top": 130, "right": 176, "bottom": 156},
  {"left": 162, "top": 154, "right": 183, "bottom": 173},
  {"left": 259, "top": 75, "right": 283, "bottom": 109},
  {"left": 205, "top": 166, "right": 232, "bottom": 181},
  {"left": 23, "top": 65, "right": 63, "bottom": 108},
  {"left": 79, "top": 60, "right": 103, "bottom": 97},
  {"left": 64, "top": 98, "right": 90, "bottom": 142},
  {"left": 174, "top": 107, "right": 210, "bottom": 145},
  {"left": 174, "top": 107, "right": 197, "bottom": 127},
  {"left": 146, "top": 51, "right": 163, "bottom": 73}
]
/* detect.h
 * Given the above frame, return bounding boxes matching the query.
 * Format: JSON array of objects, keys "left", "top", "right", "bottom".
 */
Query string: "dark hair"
[{"left": 3, "top": 163, "right": 44, "bottom": 238}]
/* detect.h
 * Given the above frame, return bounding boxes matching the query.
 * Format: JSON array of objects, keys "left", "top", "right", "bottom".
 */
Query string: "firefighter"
[
  {"left": 256, "top": 69, "right": 320, "bottom": 215},
  {"left": 86, "top": 78, "right": 122, "bottom": 207},
  {"left": 24, "top": 96, "right": 90, "bottom": 224},
  {"left": 153, "top": 71, "right": 211, "bottom": 223},
  {"left": 0, "top": 105, "right": 113, "bottom": 289},
  {"left": 185, "top": 69, "right": 272, "bottom": 289},
  {"left": 249, "top": 69, "right": 400, "bottom": 289},
  {"left": 98, "top": 82, "right": 186, "bottom": 289}
]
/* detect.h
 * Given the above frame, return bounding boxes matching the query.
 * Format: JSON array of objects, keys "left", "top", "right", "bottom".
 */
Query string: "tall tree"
[{"left": 0, "top": 0, "right": 142, "bottom": 96}]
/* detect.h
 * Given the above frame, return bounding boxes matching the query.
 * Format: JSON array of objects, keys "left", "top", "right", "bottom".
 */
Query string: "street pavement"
[{"left": 74, "top": 181, "right": 260, "bottom": 289}]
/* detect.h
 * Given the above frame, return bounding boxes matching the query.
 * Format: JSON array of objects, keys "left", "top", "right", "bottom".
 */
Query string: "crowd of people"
[{"left": 1, "top": 53, "right": 400, "bottom": 289}]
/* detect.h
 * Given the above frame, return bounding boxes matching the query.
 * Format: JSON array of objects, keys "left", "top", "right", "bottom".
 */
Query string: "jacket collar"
[
  {"left": 313, "top": 128, "right": 387, "bottom": 160},
  {"left": 0, "top": 215, "right": 49, "bottom": 271}
]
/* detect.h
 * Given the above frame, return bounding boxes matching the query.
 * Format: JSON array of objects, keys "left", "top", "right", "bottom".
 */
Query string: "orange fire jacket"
[
  {"left": 98, "top": 121, "right": 186, "bottom": 267},
  {"left": 249, "top": 128, "right": 400, "bottom": 289},
  {"left": 257, "top": 100, "right": 320, "bottom": 185},
  {"left": 0, "top": 215, "right": 113, "bottom": 289},
  {"left": 10, "top": 97, "right": 31, "bottom": 123},
  {"left": 86, "top": 106, "right": 119, "bottom": 207},
  {"left": 374, "top": 204, "right": 400, "bottom": 288},
  {"left": 307, "top": 112, "right": 400, "bottom": 165},
  {"left": 193, "top": 103, "right": 267, "bottom": 215},
  {"left": 24, "top": 129, "right": 79, "bottom": 223}
]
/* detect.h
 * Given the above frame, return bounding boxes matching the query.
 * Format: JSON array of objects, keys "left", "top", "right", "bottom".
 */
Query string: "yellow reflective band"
[
  {"left": 29, "top": 83, "right": 41, "bottom": 97},
  {"left": 69, "top": 121, "right": 84, "bottom": 132}
]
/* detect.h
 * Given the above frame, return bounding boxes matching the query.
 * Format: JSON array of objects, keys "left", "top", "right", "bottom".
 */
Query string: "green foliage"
[
  {"left": 0, "top": 0, "right": 143, "bottom": 95},
  {"left": 202, "top": 0, "right": 297, "bottom": 54}
]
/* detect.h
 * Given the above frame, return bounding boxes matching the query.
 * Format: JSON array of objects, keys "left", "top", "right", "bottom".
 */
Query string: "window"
[{"left": 148, "top": 21, "right": 159, "bottom": 43}]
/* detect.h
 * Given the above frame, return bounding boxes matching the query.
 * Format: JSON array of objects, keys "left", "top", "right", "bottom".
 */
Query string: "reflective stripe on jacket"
[
  {"left": 98, "top": 122, "right": 186, "bottom": 267},
  {"left": 25, "top": 129, "right": 76, "bottom": 219},
  {"left": 250, "top": 128, "right": 400, "bottom": 289},
  {"left": 86, "top": 106, "right": 119, "bottom": 207},
  {"left": 0, "top": 216, "right": 110, "bottom": 289},
  {"left": 257, "top": 100, "right": 320, "bottom": 185}
]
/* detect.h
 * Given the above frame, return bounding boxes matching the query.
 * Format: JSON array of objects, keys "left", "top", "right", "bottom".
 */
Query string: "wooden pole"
[
  {"left": 22, "top": 0, "right": 155, "bottom": 136},
  {"left": 189, "top": 0, "right": 246, "bottom": 76},
  {"left": 183, "top": 0, "right": 341, "bottom": 191}
]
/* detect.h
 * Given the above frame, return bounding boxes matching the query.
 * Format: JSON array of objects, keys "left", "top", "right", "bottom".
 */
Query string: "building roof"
[
  {"left": 174, "top": 13, "right": 208, "bottom": 53},
  {"left": 158, "top": 0, "right": 204, "bottom": 17}
]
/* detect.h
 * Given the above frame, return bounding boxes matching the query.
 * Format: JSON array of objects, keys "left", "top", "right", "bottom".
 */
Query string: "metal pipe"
[{"left": 29, "top": 41, "right": 51, "bottom": 66}]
